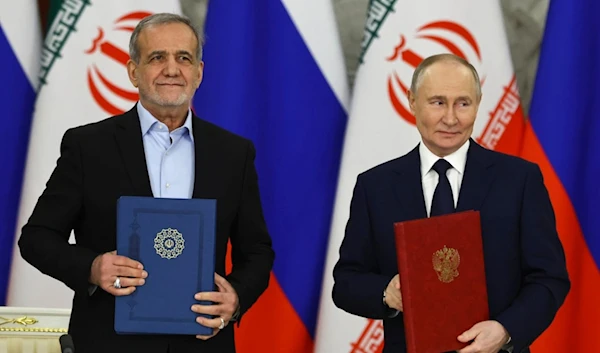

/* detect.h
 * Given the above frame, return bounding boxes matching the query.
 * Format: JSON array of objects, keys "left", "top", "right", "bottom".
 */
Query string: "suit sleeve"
[
  {"left": 332, "top": 175, "right": 396, "bottom": 319},
  {"left": 226, "top": 141, "right": 275, "bottom": 319},
  {"left": 495, "top": 164, "right": 570, "bottom": 352},
  {"left": 18, "top": 128, "right": 99, "bottom": 295}
]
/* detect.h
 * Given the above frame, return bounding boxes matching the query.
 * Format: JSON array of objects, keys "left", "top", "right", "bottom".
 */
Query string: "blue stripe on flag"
[
  {"left": 528, "top": 0, "right": 600, "bottom": 267},
  {"left": 0, "top": 26, "right": 36, "bottom": 304},
  {"left": 193, "top": 0, "right": 347, "bottom": 336}
]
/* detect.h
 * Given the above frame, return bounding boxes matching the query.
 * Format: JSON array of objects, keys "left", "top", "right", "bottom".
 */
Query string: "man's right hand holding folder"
[
  {"left": 383, "top": 274, "right": 402, "bottom": 313},
  {"left": 89, "top": 250, "right": 146, "bottom": 297}
]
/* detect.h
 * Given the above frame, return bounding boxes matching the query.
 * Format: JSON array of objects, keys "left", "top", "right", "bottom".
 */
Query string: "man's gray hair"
[
  {"left": 129, "top": 13, "right": 204, "bottom": 63},
  {"left": 410, "top": 53, "right": 482, "bottom": 100}
]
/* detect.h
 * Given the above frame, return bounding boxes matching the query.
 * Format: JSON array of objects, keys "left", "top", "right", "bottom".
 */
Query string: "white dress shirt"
[{"left": 419, "top": 139, "right": 470, "bottom": 217}]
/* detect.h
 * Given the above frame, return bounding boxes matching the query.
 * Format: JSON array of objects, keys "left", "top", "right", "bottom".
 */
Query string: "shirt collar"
[
  {"left": 137, "top": 101, "right": 194, "bottom": 141},
  {"left": 419, "top": 139, "right": 470, "bottom": 179}
]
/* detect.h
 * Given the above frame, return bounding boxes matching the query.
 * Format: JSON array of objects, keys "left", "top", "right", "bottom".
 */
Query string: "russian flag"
[
  {"left": 520, "top": 0, "right": 600, "bottom": 351},
  {"left": 0, "top": 1, "right": 41, "bottom": 305},
  {"left": 192, "top": 1, "right": 348, "bottom": 351}
]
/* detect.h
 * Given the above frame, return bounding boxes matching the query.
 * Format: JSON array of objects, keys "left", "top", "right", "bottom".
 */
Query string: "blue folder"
[{"left": 115, "top": 196, "right": 216, "bottom": 336}]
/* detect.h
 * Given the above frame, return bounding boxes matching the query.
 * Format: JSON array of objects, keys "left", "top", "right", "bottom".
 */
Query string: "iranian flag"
[
  {"left": 8, "top": 0, "right": 182, "bottom": 308},
  {"left": 314, "top": 1, "right": 524, "bottom": 352}
]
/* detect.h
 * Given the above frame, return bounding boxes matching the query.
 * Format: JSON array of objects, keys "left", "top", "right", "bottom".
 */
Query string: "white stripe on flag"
[
  {"left": 0, "top": 0, "right": 41, "bottom": 87},
  {"left": 282, "top": 0, "right": 350, "bottom": 111}
]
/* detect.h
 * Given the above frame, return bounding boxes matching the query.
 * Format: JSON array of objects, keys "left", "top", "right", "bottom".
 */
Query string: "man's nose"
[
  {"left": 163, "top": 57, "right": 179, "bottom": 76},
  {"left": 442, "top": 108, "right": 458, "bottom": 126}
]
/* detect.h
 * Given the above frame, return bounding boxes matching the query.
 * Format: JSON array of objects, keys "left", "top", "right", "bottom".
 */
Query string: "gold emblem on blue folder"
[
  {"left": 432, "top": 245, "right": 460, "bottom": 283},
  {"left": 154, "top": 228, "right": 185, "bottom": 259}
]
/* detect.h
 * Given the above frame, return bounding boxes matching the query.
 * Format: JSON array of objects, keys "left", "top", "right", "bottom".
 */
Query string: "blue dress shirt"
[{"left": 137, "top": 102, "right": 195, "bottom": 199}]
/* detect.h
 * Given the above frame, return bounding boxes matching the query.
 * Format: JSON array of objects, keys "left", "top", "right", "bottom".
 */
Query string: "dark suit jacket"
[
  {"left": 18, "top": 106, "right": 275, "bottom": 353},
  {"left": 332, "top": 140, "right": 570, "bottom": 353}
]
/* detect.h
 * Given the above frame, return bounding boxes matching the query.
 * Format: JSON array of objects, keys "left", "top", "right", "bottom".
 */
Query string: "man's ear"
[
  {"left": 127, "top": 59, "right": 139, "bottom": 88},
  {"left": 195, "top": 61, "right": 204, "bottom": 89},
  {"left": 407, "top": 90, "right": 417, "bottom": 115}
]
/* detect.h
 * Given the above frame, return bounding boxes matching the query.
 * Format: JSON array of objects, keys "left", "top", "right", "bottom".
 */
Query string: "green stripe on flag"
[{"left": 39, "top": 0, "right": 91, "bottom": 90}]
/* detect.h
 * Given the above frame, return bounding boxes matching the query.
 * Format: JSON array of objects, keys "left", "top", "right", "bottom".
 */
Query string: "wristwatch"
[
  {"left": 382, "top": 289, "right": 400, "bottom": 318},
  {"left": 383, "top": 289, "right": 389, "bottom": 307},
  {"left": 501, "top": 336, "right": 513, "bottom": 352}
]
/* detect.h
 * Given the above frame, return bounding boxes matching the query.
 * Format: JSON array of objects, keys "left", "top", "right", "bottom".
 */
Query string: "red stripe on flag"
[
  {"left": 234, "top": 273, "right": 313, "bottom": 353},
  {"left": 521, "top": 122, "right": 600, "bottom": 352},
  {"left": 224, "top": 243, "right": 313, "bottom": 353},
  {"left": 476, "top": 75, "right": 524, "bottom": 156}
]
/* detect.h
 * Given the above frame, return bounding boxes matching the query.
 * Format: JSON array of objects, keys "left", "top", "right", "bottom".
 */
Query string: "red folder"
[{"left": 394, "top": 210, "right": 489, "bottom": 353}]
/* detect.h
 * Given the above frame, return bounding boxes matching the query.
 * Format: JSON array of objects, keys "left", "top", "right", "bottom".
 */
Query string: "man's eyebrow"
[
  {"left": 147, "top": 50, "right": 167, "bottom": 58},
  {"left": 427, "top": 95, "right": 446, "bottom": 101},
  {"left": 455, "top": 96, "right": 473, "bottom": 102}
]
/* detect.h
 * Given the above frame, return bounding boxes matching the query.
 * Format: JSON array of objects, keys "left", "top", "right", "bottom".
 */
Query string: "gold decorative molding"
[
  {"left": 0, "top": 316, "right": 38, "bottom": 326},
  {"left": 0, "top": 308, "right": 70, "bottom": 335},
  {"left": 0, "top": 327, "right": 67, "bottom": 333}
]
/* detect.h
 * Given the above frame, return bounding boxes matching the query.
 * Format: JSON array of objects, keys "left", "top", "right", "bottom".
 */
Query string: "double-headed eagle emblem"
[{"left": 432, "top": 245, "right": 460, "bottom": 283}]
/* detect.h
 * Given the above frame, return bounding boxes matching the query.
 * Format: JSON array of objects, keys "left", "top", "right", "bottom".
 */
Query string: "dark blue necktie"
[{"left": 430, "top": 159, "right": 455, "bottom": 216}]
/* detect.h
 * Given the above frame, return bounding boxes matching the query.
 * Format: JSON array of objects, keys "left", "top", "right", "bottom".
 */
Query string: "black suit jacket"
[
  {"left": 18, "top": 106, "right": 275, "bottom": 353},
  {"left": 332, "top": 141, "right": 570, "bottom": 353}
]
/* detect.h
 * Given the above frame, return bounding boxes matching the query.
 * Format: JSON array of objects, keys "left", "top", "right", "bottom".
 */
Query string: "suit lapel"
[
  {"left": 392, "top": 146, "right": 428, "bottom": 220},
  {"left": 115, "top": 106, "right": 153, "bottom": 197},
  {"left": 191, "top": 116, "right": 217, "bottom": 199},
  {"left": 456, "top": 140, "right": 496, "bottom": 212}
]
